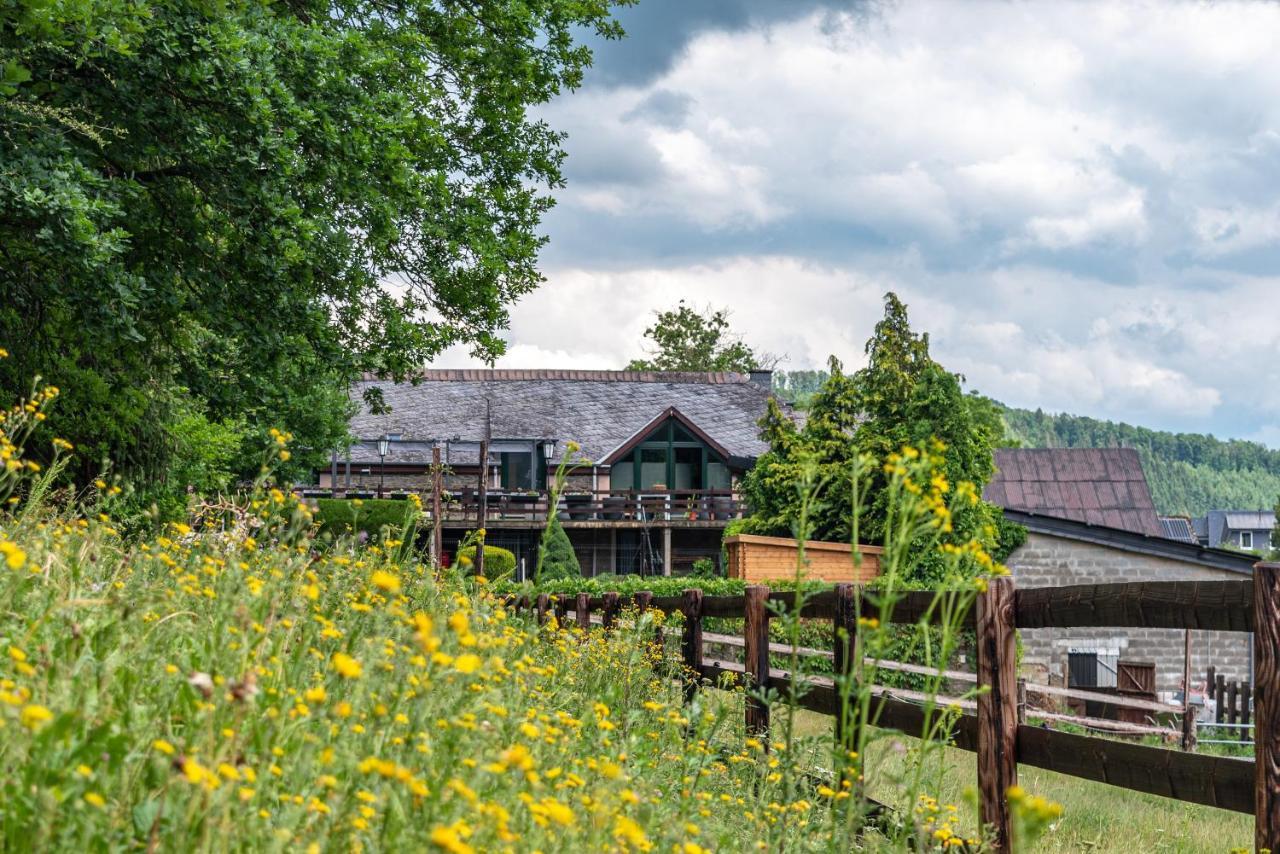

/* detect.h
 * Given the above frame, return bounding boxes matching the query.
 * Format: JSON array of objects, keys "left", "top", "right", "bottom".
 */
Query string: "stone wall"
[{"left": 1008, "top": 531, "right": 1251, "bottom": 692}]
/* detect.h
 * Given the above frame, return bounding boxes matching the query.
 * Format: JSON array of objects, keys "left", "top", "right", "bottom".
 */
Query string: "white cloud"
[{"left": 438, "top": 1, "right": 1280, "bottom": 442}]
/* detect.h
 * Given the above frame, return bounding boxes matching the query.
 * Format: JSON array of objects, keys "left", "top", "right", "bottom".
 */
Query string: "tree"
[
  {"left": 537, "top": 515, "right": 581, "bottom": 582},
  {"left": 740, "top": 293, "right": 1019, "bottom": 583},
  {"left": 0, "top": 0, "right": 628, "bottom": 500},
  {"left": 626, "top": 301, "right": 773, "bottom": 372}
]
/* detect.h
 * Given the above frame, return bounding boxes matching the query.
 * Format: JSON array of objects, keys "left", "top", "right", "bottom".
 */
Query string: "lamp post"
[
  {"left": 541, "top": 439, "right": 557, "bottom": 491},
  {"left": 377, "top": 435, "right": 391, "bottom": 498}
]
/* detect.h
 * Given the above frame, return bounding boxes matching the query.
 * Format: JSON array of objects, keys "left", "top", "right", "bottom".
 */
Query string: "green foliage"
[
  {"left": 1001, "top": 405, "right": 1280, "bottom": 517},
  {"left": 625, "top": 301, "right": 771, "bottom": 372},
  {"left": 313, "top": 499, "right": 414, "bottom": 539},
  {"left": 0, "top": 0, "right": 628, "bottom": 498},
  {"left": 536, "top": 514, "right": 581, "bottom": 582},
  {"left": 740, "top": 293, "right": 1014, "bottom": 583},
  {"left": 457, "top": 545, "right": 516, "bottom": 578},
  {"left": 771, "top": 370, "right": 830, "bottom": 409},
  {"left": 689, "top": 557, "right": 720, "bottom": 579}
]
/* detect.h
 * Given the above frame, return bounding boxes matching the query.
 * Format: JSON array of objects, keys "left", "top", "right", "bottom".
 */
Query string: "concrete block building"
[{"left": 984, "top": 448, "right": 1256, "bottom": 694}]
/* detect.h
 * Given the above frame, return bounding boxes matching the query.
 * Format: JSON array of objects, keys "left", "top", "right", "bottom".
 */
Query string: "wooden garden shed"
[{"left": 725, "top": 534, "right": 881, "bottom": 584}]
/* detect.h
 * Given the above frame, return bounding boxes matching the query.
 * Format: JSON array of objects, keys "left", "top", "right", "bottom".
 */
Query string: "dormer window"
[{"left": 607, "top": 414, "right": 732, "bottom": 492}]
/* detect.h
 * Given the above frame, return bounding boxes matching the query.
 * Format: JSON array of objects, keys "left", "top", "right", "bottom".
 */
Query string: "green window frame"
[{"left": 609, "top": 419, "right": 728, "bottom": 491}]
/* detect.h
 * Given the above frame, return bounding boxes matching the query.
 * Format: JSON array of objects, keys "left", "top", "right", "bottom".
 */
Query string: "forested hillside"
[
  {"left": 774, "top": 373, "right": 1280, "bottom": 517},
  {"left": 1001, "top": 407, "right": 1280, "bottom": 517}
]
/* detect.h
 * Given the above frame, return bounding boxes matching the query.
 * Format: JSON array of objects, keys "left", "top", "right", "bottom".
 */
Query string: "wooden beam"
[
  {"left": 833, "top": 584, "right": 859, "bottom": 755},
  {"left": 1015, "top": 580, "right": 1253, "bottom": 631},
  {"left": 601, "top": 591, "right": 620, "bottom": 631},
  {"left": 744, "top": 585, "right": 771, "bottom": 740},
  {"left": 535, "top": 593, "right": 549, "bottom": 627},
  {"left": 1017, "top": 725, "right": 1253, "bottom": 814},
  {"left": 1254, "top": 562, "right": 1280, "bottom": 850},
  {"left": 681, "top": 588, "right": 704, "bottom": 706},
  {"left": 431, "top": 445, "right": 443, "bottom": 568},
  {"left": 575, "top": 592, "right": 591, "bottom": 634},
  {"left": 977, "top": 577, "right": 1018, "bottom": 853}
]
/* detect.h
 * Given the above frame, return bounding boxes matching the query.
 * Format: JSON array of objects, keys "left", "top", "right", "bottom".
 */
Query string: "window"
[
  {"left": 1241, "top": 531, "right": 1254, "bottom": 550},
  {"left": 639, "top": 447, "right": 668, "bottom": 489},
  {"left": 610, "top": 416, "right": 733, "bottom": 492},
  {"left": 500, "top": 452, "right": 534, "bottom": 490}
]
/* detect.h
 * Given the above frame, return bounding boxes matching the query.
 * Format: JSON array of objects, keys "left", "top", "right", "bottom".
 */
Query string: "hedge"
[
  {"left": 456, "top": 545, "right": 516, "bottom": 578},
  {"left": 313, "top": 499, "right": 416, "bottom": 539}
]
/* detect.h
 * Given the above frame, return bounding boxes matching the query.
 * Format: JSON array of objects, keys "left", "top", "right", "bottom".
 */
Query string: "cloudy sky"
[{"left": 438, "top": 0, "right": 1280, "bottom": 445}]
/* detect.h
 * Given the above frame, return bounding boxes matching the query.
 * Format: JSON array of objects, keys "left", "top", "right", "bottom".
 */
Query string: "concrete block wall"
[{"left": 1008, "top": 531, "right": 1252, "bottom": 692}]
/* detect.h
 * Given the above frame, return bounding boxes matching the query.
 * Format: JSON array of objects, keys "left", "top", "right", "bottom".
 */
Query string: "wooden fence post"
[
  {"left": 681, "top": 589, "right": 704, "bottom": 706},
  {"left": 1242, "top": 682, "right": 1252, "bottom": 728},
  {"left": 1217, "top": 674, "right": 1227, "bottom": 724},
  {"left": 1016, "top": 679, "right": 1027, "bottom": 725},
  {"left": 1229, "top": 681, "right": 1240, "bottom": 725},
  {"left": 602, "top": 591, "right": 620, "bottom": 631},
  {"left": 832, "top": 584, "right": 859, "bottom": 755},
  {"left": 431, "top": 445, "right": 443, "bottom": 568},
  {"left": 977, "top": 576, "right": 1018, "bottom": 853},
  {"left": 553, "top": 595, "right": 568, "bottom": 627},
  {"left": 535, "top": 593, "right": 549, "bottom": 627},
  {"left": 1181, "top": 703, "right": 1198, "bottom": 752},
  {"left": 575, "top": 592, "right": 591, "bottom": 634},
  {"left": 1254, "top": 562, "right": 1280, "bottom": 853},
  {"left": 634, "top": 590, "right": 653, "bottom": 616},
  {"left": 744, "top": 585, "right": 771, "bottom": 740}
]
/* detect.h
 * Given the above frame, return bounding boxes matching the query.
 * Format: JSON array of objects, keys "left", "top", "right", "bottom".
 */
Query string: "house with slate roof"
[
  {"left": 983, "top": 448, "right": 1256, "bottom": 695},
  {"left": 319, "top": 369, "right": 786, "bottom": 577},
  {"left": 1197, "top": 509, "right": 1274, "bottom": 553}
]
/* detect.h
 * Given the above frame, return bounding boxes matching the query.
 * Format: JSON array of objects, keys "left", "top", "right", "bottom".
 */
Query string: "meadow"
[{"left": 0, "top": 389, "right": 985, "bottom": 852}]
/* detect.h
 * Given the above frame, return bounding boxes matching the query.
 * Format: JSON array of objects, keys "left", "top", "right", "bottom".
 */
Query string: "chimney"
[{"left": 748, "top": 370, "right": 773, "bottom": 390}]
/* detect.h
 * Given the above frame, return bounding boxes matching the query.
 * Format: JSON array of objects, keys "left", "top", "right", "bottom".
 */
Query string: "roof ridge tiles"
[{"left": 357, "top": 369, "right": 753, "bottom": 384}]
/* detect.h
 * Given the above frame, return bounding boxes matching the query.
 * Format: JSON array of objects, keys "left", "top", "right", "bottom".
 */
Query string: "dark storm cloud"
[{"left": 581, "top": 0, "right": 873, "bottom": 88}]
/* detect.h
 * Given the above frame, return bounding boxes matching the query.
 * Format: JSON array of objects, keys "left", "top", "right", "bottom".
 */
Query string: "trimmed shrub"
[
  {"left": 314, "top": 499, "right": 415, "bottom": 539},
  {"left": 537, "top": 515, "right": 581, "bottom": 582},
  {"left": 456, "top": 545, "right": 516, "bottom": 578}
]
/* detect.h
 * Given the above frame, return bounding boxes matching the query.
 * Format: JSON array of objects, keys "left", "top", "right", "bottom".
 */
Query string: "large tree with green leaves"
[
  {"left": 740, "top": 293, "right": 1020, "bottom": 582},
  {"left": 0, "top": 0, "right": 626, "bottom": 505},
  {"left": 626, "top": 301, "right": 773, "bottom": 372}
]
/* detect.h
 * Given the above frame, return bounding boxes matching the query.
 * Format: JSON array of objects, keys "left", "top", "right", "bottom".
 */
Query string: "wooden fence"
[{"left": 506, "top": 565, "right": 1280, "bottom": 852}]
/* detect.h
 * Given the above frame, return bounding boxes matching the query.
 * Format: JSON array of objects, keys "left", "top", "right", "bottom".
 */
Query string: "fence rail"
[{"left": 505, "top": 565, "right": 1280, "bottom": 851}]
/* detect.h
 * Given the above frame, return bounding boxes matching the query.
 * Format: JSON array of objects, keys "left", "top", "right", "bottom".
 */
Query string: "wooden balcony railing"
[{"left": 302, "top": 488, "right": 746, "bottom": 525}]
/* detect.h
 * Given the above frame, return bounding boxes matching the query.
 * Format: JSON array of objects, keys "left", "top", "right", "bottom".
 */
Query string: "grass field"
[{"left": 780, "top": 705, "right": 1253, "bottom": 852}]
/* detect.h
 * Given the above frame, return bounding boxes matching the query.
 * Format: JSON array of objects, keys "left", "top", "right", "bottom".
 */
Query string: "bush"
[
  {"left": 536, "top": 515, "right": 581, "bottom": 582},
  {"left": 456, "top": 545, "right": 516, "bottom": 578},
  {"left": 313, "top": 498, "right": 415, "bottom": 539}
]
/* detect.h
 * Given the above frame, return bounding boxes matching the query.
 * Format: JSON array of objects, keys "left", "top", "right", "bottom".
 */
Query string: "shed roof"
[
  {"left": 344, "top": 369, "right": 780, "bottom": 466},
  {"left": 983, "top": 448, "right": 1164, "bottom": 538}
]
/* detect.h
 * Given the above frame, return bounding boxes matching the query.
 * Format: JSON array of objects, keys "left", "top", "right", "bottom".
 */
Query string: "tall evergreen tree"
[{"left": 741, "top": 293, "right": 1018, "bottom": 582}]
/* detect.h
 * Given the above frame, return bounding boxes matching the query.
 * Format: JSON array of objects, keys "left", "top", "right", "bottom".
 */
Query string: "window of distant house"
[
  {"left": 1241, "top": 531, "right": 1254, "bottom": 550},
  {"left": 609, "top": 417, "right": 730, "bottom": 492},
  {"left": 499, "top": 451, "right": 534, "bottom": 490}
]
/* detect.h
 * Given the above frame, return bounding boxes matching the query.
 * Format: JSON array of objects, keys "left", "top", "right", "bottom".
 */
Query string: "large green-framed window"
[{"left": 609, "top": 419, "right": 730, "bottom": 491}]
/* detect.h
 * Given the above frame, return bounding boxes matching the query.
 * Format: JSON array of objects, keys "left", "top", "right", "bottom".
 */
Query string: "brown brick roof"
[{"left": 983, "top": 448, "right": 1164, "bottom": 537}]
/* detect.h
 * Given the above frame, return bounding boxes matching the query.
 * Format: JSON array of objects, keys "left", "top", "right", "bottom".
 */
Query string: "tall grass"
[{"left": 0, "top": 375, "right": 1055, "bottom": 851}]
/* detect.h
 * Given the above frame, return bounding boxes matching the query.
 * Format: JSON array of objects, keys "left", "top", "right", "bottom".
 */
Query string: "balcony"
[{"left": 305, "top": 488, "right": 746, "bottom": 529}]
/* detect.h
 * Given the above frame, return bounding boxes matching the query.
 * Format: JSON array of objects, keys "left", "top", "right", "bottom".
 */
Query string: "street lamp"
[
  {"left": 540, "top": 440, "right": 557, "bottom": 491},
  {"left": 377, "top": 435, "right": 391, "bottom": 498}
]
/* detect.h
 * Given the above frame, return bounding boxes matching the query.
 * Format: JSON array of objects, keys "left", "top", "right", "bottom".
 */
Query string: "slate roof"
[
  {"left": 1159, "top": 516, "right": 1197, "bottom": 543},
  {"left": 1223, "top": 511, "right": 1273, "bottom": 530},
  {"left": 343, "top": 370, "right": 781, "bottom": 466},
  {"left": 983, "top": 448, "right": 1164, "bottom": 537}
]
